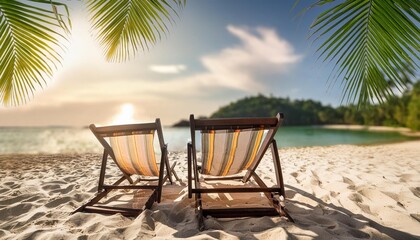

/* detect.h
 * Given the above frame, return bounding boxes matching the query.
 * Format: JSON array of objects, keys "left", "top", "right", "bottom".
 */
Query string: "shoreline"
[
  {"left": 319, "top": 124, "right": 420, "bottom": 137},
  {"left": 0, "top": 141, "right": 419, "bottom": 239}
]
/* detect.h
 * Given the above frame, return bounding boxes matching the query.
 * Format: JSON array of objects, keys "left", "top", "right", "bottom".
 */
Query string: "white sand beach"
[{"left": 0, "top": 140, "right": 419, "bottom": 239}]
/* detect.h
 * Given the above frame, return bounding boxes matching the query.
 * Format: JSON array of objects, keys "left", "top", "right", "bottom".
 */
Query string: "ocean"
[{"left": 0, "top": 126, "right": 412, "bottom": 154}]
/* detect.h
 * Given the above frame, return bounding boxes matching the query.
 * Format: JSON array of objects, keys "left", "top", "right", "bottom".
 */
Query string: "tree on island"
[
  {"left": 406, "top": 82, "right": 420, "bottom": 130},
  {"left": 208, "top": 87, "right": 420, "bottom": 130}
]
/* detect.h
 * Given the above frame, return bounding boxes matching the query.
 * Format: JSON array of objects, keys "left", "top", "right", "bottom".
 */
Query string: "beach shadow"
[
  {"left": 159, "top": 182, "right": 279, "bottom": 239},
  {"left": 170, "top": 180, "right": 287, "bottom": 239},
  {"left": 171, "top": 215, "right": 279, "bottom": 240},
  {"left": 285, "top": 184, "right": 419, "bottom": 240}
]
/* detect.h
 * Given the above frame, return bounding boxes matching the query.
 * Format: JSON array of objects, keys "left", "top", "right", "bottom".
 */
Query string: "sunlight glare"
[{"left": 111, "top": 103, "right": 136, "bottom": 125}]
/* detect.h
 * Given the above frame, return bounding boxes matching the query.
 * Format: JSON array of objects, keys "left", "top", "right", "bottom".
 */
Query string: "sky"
[{"left": 0, "top": 0, "right": 346, "bottom": 127}]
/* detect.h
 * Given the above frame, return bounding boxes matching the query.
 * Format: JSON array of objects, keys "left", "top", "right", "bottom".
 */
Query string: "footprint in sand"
[
  {"left": 0, "top": 194, "right": 33, "bottom": 205},
  {"left": 45, "top": 196, "right": 72, "bottom": 208},
  {"left": 410, "top": 214, "right": 420, "bottom": 223},
  {"left": 310, "top": 170, "right": 322, "bottom": 185},
  {"left": 42, "top": 184, "right": 61, "bottom": 191},
  {"left": 34, "top": 219, "right": 60, "bottom": 227},
  {"left": 26, "top": 212, "right": 46, "bottom": 223},
  {"left": 51, "top": 184, "right": 74, "bottom": 195},
  {"left": 0, "top": 229, "right": 8, "bottom": 238},
  {"left": 0, "top": 203, "right": 34, "bottom": 221},
  {"left": 348, "top": 193, "right": 364, "bottom": 203},
  {"left": 342, "top": 176, "right": 355, "bottom": 190},
  {"left": 3, "top": 182, "right": 16, "bottom": 187},
  {"left": 409, "top": 187, "right": 420, "bottom": 198},
  {"left": 0, "top": 188, "right": 10, "bottom": 194},
  {"left": 399, "top": 174, "right": 419, "bottom": 183},
  {"left": 330, "top": 191, "right": 339, "bottom": 197},
  {"left": 290, "top": 172, "right": 298, "bottom": 178}
]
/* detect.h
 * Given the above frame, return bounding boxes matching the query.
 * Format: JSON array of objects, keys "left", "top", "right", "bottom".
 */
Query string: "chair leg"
[
  {"left": 144, "top": 190, "right": 158, "bottom": 210},
  {"left": 157, "top": 152, "right": 165, "bottom": 203},
  {"left": 98, "top": 150, "right": 108, "bottom": 192},
  {"left": 162, "top": 162, "right": 179, "bottom": 184},
  {"left": 170, "top": 162, "right": 181, "bottom": 183},
  {"left": 270, "top": 140, "right": 293, "bottom": 222},
  {"left": 271, "top": 140, "right": 285, "bottom": 195},
  {"left": 271, "top": 194, "right": 294, "bottom": 222},
  {"left": 196, "top": 195, "right": 205, "bottom": 231},
  {"left": 197, "top": 207, "right": 205, "bottom": 231},
  {"left": 165, "top": 157, "right": 174, "bottom": 184},
  {"left": 283, "top": 208, "right": 294, "bottom": 223},
  {"left": 74, "top": 174, "right": 160, "bottom": 217},
  {"left": 188, "top": 143, "right": 192, "bottom": 198}
]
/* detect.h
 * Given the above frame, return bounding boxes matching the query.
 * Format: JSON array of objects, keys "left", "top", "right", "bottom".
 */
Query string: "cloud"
[
  {"left": 226, "top": 25, "right": 302, "bottom": 65},
  {"left": 4, "top": 25, "right": 302, "bottom": 114},
  {"left": 149, "top": 64, "right": 187, "bottom": 74},
  {"left": 132, "top": 25, "right": 303, "bottom": 95},
  {"left": 193, "top": 25, "right": 303, "bottom": 92},
  {"left": 46, "top": 25, "right": 303, "bottom": 102}
]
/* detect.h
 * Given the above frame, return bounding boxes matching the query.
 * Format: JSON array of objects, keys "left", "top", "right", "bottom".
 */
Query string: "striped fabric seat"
[
  {"left": 200, "top": 128, "right": 265, "bottom": 176},
  {"left": 75, "top": 119, "right": 180, "bottom": 217},
  {"left": 109, "top": 130, "right": 159, "bottom": 176},
  {"left": 188, "top": 113, "right": 294, "bottom": 229}
]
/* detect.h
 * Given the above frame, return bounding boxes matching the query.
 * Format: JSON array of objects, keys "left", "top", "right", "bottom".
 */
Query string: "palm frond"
[
  {"left": 0, "top": 0, "right": 70, "bottom": 105},
  {"left": 310, "top": 0, "right": 420, "bottom": 106},
  {"left": 86, "top": 0, "right": 185, "bottom": 62}
]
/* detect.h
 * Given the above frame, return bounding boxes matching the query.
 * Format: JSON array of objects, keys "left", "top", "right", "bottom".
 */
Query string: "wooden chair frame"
[
  {"left": 187, "top": 113, "right": 293, "bottom": 230},
  {"left": 73, "top": 119, "right": 180, "bottom": 217}
]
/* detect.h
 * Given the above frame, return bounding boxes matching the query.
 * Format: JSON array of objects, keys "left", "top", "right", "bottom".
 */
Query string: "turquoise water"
[
  {"left": 275, "top": 126, "right": 412, "bottom": 147},
  {"left": 0, "top": 126, "right": 413, "bottom": 154}
]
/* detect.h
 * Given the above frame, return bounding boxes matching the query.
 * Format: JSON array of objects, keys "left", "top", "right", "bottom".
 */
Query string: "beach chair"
[
  {"left": 74, "top": 119, "right": 180, "bottom": 217},
  {"left": 188, "top": 113, "right": 293, "bottom": 230}
]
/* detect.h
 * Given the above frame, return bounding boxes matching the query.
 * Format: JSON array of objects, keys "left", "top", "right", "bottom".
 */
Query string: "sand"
[
  {"left": 0, "top": 140, "right": 419, "bottom": 239},
  {"left": 321, "top": 125, "right": 420, "bottom": 137}
]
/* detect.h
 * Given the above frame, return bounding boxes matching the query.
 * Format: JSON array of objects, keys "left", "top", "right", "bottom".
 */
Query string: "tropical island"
[{"left": 173, "top": 81, "right": 420, "bottom": 131}]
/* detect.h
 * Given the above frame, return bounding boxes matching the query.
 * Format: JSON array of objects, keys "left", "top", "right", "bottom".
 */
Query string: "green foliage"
[
  {"left": 1, "top": 0, "right": 418, "bottom": 109},
  {"left": 0, "top": 0, "right": 70, "bottom": 105},
  {"left": 308, "top": 0, "right": 419, "bottom": 106},
  {"left": 211, "top": 85, "right": 420, "bottom": 130},
  {"left": 406, "top": 82, "right": 420, "bottom": 130},
  {"left": 86, "top": 0, "right": 185, "bottom": 62},
  {"left": 0, "top": 0, "right": 185, "bottom": 105},
  {"left": 211, "top": 94, "right": 339, "bottom": 126}
]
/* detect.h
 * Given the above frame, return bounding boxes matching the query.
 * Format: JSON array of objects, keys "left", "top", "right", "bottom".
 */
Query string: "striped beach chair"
[
  {"left": 188, "top": 113, "right": 293, "bottom": 230},
  {"left": 74, "top": 119, "right": 179, "bottom": 217}
]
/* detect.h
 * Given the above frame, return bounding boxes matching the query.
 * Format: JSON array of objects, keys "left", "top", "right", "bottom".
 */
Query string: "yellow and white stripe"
[
  {"left": 200, "top": 128, "right": 265, "bottom": 176},
  {"left": 109, "top": 131, "right": 159, "bottom": 176}
]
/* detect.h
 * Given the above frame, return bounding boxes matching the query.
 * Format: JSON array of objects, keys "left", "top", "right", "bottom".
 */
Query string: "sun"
[{"left": 111, "top": 103, "right": 136, "bottom": 125}]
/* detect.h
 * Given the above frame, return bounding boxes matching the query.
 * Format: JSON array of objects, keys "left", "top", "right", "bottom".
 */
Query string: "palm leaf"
[
  {"left": 0, "top": 0, "right": 70, "bottom": 105},
  {"left": 309, "top": 0, "right": 419, "bottom": 106},
  {"left": 86, "top": 0, "right": 185, "bottom": 62}
]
